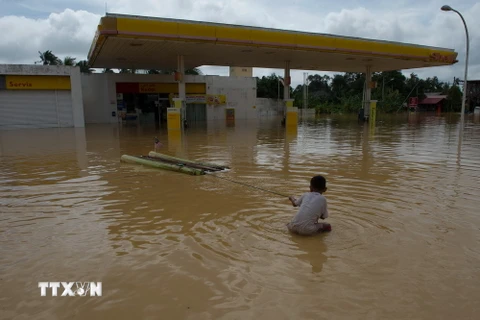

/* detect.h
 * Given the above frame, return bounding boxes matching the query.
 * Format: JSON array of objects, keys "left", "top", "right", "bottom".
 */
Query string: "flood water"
[{"left": 1, "top": 113, "right": 480, "bottom": 319}]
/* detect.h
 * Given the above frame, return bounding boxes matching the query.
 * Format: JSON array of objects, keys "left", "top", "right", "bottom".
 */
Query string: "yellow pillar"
[
  {"left": 172, "top": 98, "right": 182, "bottom": 109},
  {"left": 369, "top": 100, "right": 377, "bottom": 123},
  {"left": 286, "top": 125, "right": 298, "bottom": 140},
  {"left": 285, "top": 99, "right": 297, "bottom": 127},
  {"left": 167, "top": 107, "right": 181, "bottom": 130},
  {"left": 369, "top": 100, "right": 377, "bottom": 136},
  {"left": 167, "top": 129, "right": 182, "bottom": 153}
]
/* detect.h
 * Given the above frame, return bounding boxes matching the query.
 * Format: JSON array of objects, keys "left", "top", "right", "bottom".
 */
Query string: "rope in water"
[{"left": 207, "top": 173, "right": 290, "bottom": 198}]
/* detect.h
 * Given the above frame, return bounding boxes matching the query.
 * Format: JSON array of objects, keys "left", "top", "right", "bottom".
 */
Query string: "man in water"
[{"left": 287, "top": 175, "right": 332, "bottom": 235}]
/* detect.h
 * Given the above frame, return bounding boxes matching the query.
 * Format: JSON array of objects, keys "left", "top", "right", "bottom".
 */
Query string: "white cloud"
[
  {"left": 0, "top": 9, "right": 99, "bottom": 64},
  {"left": 0, "top": 0, "right": 479, "bottom": 87}
]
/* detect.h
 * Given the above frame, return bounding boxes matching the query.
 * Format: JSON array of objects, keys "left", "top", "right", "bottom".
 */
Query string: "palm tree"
[
  {"left": 119, "top": 69, "right": 136, "bottom": 74},
  {"left": 62, "top": 56, "right": 77, "bottom": 66},
  {"left": 76, "top": 60, "right": 93, "bottom": 74},
  {"left": 37, "top": 50, "right": 62, "bottom": 65},
  {"left": 185, "top": 68, "right": 203, "bottom": 75},
  {"left": 148, "top": 69, "right": 173, "bottom": 74},
  {"left": 146, "top": 68, "right": 202, "bottom": 75}
]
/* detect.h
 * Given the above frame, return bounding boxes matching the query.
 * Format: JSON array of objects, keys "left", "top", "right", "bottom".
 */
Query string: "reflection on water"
[{"left": 1, "top": 113, "right": 480, "bottom": 319}]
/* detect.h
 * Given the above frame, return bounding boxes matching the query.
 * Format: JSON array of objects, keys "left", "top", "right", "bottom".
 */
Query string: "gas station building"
[{"left": 0, "top": 13, "right": 458, "bottom": 129}]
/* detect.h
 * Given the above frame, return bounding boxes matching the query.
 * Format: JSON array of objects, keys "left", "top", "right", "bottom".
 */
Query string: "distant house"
[{"left": 418, "top": 92, "right": 447, "bottom": 112}]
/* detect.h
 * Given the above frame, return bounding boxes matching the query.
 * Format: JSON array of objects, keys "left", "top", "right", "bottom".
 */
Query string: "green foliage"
[
  {"left": 146, "top": 68, "right": 201, "bottom": 75},
  {"left": 119, "top": 69, "right": 136, "bottom": 74},
  {"left": 38, "top": 50, "right": 62, "bottom": 65},
  {"left": 257, "top": 70, "right": 462, "bottom": 114},
  {"left": 445, "top": 85, "right": 462, "bottom": 112},
  {"left": 76, "top": 60, "right": 93, "bottom": 74},
  {"left": 256, "top": 73, "right": 287, "bottom": 99},
  {"left": 185, "top": 68, "right": 203, "bottom": 75},
  {"left": 63, "top": 56, "right": 76, "bottom": 66}
]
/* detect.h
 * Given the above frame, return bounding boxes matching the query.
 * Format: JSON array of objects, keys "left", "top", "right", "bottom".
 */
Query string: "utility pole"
[
  {"left": 306, "top": 75, "right": 309, "bottom": 109},
  {"left": 278, "top": 76, "right": 284, "bottom": 116}
]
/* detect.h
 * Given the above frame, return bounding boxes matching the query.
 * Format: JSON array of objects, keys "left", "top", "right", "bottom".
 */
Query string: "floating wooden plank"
[
  {"left": 120, "top": 154, "right": 205, "bottom": 175},
  {"left": 148, "top": 151, "right": 229, "bottom": 171},
  {"left": 141, "top": 155, "right": 220, "bottom": 172}
]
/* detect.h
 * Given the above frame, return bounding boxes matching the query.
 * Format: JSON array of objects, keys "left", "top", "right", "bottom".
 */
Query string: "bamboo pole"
[
  {"left": 148, "top": 151, "right": 229, "bottom": 170},
  {"left": 121, "top": 154, "right": 205, "bottom": 175}
]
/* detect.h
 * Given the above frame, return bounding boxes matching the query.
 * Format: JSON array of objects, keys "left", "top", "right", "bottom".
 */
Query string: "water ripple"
[{"left": 1, "top": 115, "right": 480, "bottom": 318}]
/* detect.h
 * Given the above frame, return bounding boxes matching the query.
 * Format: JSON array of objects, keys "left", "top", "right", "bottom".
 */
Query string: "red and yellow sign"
[
  {"left": 138, "top": 83, "right": 160, "bottom": 93},
  {"left": 429, "top": 53, "right": 456, "bottom": 63},
  {"left": 5, "top": 75, "right": 71, "bottom": 90},
  {"left": 206, "top": 94, "right": 226, "bottom": 105}
]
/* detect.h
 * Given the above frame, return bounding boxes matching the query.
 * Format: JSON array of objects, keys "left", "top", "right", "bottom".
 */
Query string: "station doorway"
[
  {"left": 186, "top": 104, "right": 207, "bottom": 123},
  {"left": 115, "top": 82, "right": 206, "bottom": 126}
]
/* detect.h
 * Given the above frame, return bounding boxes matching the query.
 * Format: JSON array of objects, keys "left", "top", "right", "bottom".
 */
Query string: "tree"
[
  {"left": 256, "top": 74, "right": 286, "bottom": 99},
  {"left": 63, "top": 56, "right": 76, "bottom": 66},
  {"left": 330, "top": 74, "right": 349, "bottom": 103},
  {"left": 119, "top": 69, "right": 136, "bottom": 74},
  {"left": 146, "top": 68, "right": 201, "bottom": 75},
  {"left": 37, "top": 50, "right": 62, "bottom": 65},
  {"left": 446, "top": 85, "right": 462, "bottom": 112},
  {"left": 185, "top": 68, "right": 203, "bottom": 75},
  {"left": 259, "top": 69, "right": 460, "bottom": 114},
  {"left": 76, "top": 60, "right": 93, "bottom": 74}
]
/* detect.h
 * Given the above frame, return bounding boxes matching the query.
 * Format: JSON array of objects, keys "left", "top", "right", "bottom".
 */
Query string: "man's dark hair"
[{"left": 310, "top": 175, "right": 326, "bottom": 190}]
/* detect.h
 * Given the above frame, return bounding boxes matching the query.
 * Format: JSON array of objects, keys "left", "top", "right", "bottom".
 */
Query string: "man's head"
[{"left": 310, "top": 175, "right": 327, "bottom": 193}]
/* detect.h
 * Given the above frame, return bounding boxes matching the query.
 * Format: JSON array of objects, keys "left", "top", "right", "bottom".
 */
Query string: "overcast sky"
[{"left": 0, "top": 0, "right": 478, "bottom": 87}]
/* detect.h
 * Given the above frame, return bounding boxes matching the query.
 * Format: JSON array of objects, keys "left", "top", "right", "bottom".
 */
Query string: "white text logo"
[{"left": 38, "top": 282, "right": 102, "bottom": 297}]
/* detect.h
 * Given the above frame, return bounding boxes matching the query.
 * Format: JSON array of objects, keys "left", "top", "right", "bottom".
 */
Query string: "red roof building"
[{"left": 419, "top": 94, "right": 447, "bottom": 112}]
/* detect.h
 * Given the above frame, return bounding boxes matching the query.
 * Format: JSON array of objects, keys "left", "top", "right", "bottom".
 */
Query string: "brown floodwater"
[{"left": 1, "top": 113, "right": 480, "bottom": 319}]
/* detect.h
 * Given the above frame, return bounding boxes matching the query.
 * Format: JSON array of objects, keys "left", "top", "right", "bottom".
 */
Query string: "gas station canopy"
[{"left": 87, "top": 13, "right": 458, "bottom": 73}]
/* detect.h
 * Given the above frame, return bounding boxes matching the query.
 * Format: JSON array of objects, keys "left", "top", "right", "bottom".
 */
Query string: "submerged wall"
[
  {"left": 205, "top": 76, "right": 257, "bottom": 120},
  {"left": 255, "top": 98, "right": 284, "bottom": 116},
  {"left": 81, "top": 74, "right": 258, "bottom": 123},
  {"left": 0, "top": 64, "right": 85, "bottom": 128}
]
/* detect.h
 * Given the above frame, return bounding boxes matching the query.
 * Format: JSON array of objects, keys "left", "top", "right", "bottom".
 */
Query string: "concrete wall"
[
  {"left": 229, "top": 67, "right": 253, "bottom": 77},
  {"left": 81, "top": 73, "right": 257, "bottom": 123},
  {"left": 255, "top": 98, "right": 284, "bottom": 116},
  {"left": 206, "top": 76, "right": 257, "bottom": 120},
  {"left": 254, "top": 98, "right": 316, "bottom": 117},
  {"left": 299, "top": 109, "right": 316, "bottom": 117},
  {"left": 0, "top": 64, "right": 72, "bottom": 76},
  {"left": 81, "top": 73, "right": 113, "bottom": 124},
  {"left": 69, "top": 67, "right": 85, "bottom": 127},
  {"left": 0, "top": 64, "right": 85, "bottom": 128}
]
